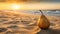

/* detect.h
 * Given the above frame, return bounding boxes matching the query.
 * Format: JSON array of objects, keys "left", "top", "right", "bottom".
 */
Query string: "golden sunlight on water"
[{"left": 0, "top": 2, "right": 60, "bottom": 10}]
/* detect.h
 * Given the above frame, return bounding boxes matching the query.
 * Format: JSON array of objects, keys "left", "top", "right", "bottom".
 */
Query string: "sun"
[{"left": 11, "top": 4, "right": 21, "bottom": 10}]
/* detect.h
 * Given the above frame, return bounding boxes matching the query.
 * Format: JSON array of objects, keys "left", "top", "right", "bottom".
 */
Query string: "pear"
[{"left": 38, "top": 10, "right": 50, "bottom": 30}]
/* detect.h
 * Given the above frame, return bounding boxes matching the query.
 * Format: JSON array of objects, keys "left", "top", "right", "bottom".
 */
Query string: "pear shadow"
[{"left": 37, "top": 28, "right": 60, "bottom": 34}]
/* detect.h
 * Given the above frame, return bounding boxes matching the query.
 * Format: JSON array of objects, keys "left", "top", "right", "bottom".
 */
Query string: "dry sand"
[{"left": 0, "top": 11, "right": 60, "bottom": 34}]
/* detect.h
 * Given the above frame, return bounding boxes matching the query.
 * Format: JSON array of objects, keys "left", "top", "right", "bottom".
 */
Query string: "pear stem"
[{"left": 39, "top": 10, "right": 43, "bottom": 15}]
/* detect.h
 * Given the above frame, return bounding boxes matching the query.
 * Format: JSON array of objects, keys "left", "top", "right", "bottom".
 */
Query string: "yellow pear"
[{"left": 38, "top": 10, "right": 50, "bottom": 30}]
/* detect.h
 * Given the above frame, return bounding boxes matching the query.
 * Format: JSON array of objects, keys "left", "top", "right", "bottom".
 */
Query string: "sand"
[{"left": 0, "top": 11, "right": 60, "bottom": 34}]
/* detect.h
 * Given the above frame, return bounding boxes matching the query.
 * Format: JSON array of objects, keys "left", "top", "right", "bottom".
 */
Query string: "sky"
[
  {"left": 0, "top": 0, "right": 60, "bottom": 10},
  {"left": 0, "top": 0, "right": 60, "bottom": 2}
]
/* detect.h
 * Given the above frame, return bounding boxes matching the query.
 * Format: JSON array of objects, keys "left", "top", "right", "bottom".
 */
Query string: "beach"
[{"left": 0, "top": 11, "right": 60, "bottom": 34}]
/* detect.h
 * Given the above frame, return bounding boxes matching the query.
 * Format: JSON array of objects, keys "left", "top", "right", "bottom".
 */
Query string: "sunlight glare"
[{"left": 11, "top": 4, "right": 21, "bottom": 10}]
